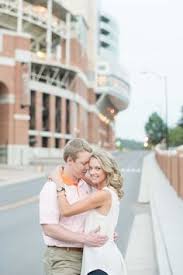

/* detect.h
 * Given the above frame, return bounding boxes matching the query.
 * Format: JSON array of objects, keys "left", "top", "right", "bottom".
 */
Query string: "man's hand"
[{"left": 81, "top": 226, "right": 108, "bottom": 247}]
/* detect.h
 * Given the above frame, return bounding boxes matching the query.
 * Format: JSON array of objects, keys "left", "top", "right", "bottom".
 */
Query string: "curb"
[{"left": 142, "top": 153, "right": 183, "bottom": 275}]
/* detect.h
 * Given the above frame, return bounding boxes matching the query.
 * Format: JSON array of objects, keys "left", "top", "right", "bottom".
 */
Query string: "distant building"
[
  {"left": 0, "top": 0, "right": 130, "bottom": 165},
  {"left": 96, "top": 12, "right": 130, "bottom": 131}
]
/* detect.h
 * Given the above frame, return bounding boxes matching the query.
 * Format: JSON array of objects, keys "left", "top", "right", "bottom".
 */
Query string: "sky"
[{"left": 101, "top": 0, "right": 183, "bottom": 141}]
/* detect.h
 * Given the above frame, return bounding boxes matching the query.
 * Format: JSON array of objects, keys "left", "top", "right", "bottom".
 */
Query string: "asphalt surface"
[{"left": 0, "top": 150, "right": 148, "bottom": 275}]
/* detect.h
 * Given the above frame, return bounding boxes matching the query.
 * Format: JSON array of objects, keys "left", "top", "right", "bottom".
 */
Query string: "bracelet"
[{"left": 57, "top": 191, "right": 66, "bottom": 197}]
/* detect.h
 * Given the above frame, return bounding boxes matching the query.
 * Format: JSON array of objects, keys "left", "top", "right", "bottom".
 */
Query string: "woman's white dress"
[{"left": 81, "top": 187, "right": 127, "bottom": 275}]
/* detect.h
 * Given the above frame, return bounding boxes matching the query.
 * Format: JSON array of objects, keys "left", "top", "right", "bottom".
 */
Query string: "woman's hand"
[
  {"left": 48, "top": 165, "right": 65, "bottom": 188},
  {"left": 113, "top": 231, "right": 118, "bottom": 241}
]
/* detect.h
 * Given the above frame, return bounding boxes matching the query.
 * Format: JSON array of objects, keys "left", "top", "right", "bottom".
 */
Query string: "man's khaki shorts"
[{"left": 43, "top": 246, "right": 83, "bottom": 275}]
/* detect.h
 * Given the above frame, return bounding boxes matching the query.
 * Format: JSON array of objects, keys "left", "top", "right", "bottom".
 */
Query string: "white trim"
[
  {"left": 46, "top": 0, "right": 52, "bottom": 59},
  {"left": 28, "top": 130, "right": 39, "bottom": 136},
  {"left": 14, "top": 114, "right": 30, "bottom": 121},
  {"left": 54, "top": 133, "right": 63, "bottom": 138},
  {"left": 0, "top": 94, "right": 15, "bottom": 104},
  {"left": 62, "top": 134, "right": 73, "bottom": 139},
  {"left": 66, "top": 12, "right": 71, "bottom": 66},
  {"left": 17, "top": 0, "right": 23, "bottom": 33},
  {"left": 28, "top": 130, "right": 73, "bottom": 139},
  {"left": 15, "top": 49, "right": 31, "bottom": 63},
  {"left": 40, "top": 131, "right": 52, "bottom": 137},
  {"left": 30, "top": 80, "right": 73, "bottom": 99},
  {"left": 0, "top": 56, "right": 15, "bottom": 66}
]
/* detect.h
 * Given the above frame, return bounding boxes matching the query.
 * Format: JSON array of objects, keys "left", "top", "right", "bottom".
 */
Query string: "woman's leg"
[{"left": 87, "top": 270, "right": 108, "bottom": 275}]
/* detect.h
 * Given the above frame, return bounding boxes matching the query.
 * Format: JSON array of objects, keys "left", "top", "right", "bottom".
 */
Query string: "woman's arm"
[{"left": 58, "top": 190, "right": 111, "bottom": 217}]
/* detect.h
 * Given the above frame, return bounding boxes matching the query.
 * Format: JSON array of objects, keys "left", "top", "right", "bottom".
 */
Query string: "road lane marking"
[
  {"left": 0, "top": 195, "right": 39, "bottom": 212},
  {"left": 121, "top": 168, "right": 141, "bottom": 173}
]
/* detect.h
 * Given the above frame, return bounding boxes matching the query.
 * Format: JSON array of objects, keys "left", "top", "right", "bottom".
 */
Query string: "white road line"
[
  {"left": 0, "top": 195, "right": 39, "bottom": 212},
  {"left": 121, "top": 168, "right": 141, "bottom": 173}
]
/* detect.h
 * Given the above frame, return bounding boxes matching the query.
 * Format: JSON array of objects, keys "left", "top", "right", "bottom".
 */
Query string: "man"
[{"left": 39, "top": 138, "right": 108, "bottom": 275}]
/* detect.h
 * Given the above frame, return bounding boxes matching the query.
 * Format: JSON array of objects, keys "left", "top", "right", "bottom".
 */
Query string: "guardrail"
[{"left": 155, "top": 145, "right": 183, "bottom": 199}]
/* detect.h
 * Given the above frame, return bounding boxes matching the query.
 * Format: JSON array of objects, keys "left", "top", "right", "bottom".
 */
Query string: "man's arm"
[{"left": 42, "top": 224, "right": 108, "bottom": 247}]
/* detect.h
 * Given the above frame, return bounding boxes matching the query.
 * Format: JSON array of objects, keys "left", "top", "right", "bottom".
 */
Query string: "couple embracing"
[{"left": 39, "top": 138, "right": 127, "bottom": 275}]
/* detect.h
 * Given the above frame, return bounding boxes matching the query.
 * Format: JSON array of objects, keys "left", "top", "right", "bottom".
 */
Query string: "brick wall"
[{"left": 155, "top": 146, "right": 183, "bottom": 199}]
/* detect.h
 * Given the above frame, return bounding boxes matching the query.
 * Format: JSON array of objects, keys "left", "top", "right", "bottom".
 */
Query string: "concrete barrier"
[
  {"left": 145, "top": 153, "right": 183, "bottom": 275},
  {"left": 171, "top": 153, "right": 178, "bottom": 192},
  {"left": 178, "top": 155, "right": 183, "bottom": 199}
]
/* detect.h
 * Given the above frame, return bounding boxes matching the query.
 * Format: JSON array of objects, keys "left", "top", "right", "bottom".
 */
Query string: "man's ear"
[{"left": 67, "top": 156, "right": 74, "bottom": 164}]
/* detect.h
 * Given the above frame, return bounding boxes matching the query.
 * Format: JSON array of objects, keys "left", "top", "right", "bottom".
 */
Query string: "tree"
[
  {"left": 168, "top": 126, "right": 183, "bottom": 147},
  {"left": 115, "top": 138, "right": 123, "bottom": 150},
  {"left": 168, "top": 106, "right": 183, "bottom": 146},
  {"left": 177, "top": 106, "right": 183, "bottom": 128},
  {"left": 145, "top": 112, "right": 167, "bottom": 146}
]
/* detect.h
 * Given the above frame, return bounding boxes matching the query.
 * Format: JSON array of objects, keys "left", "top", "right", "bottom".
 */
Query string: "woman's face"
[{"left": 89, "top": 157, "right": 107, "bottom": 188}]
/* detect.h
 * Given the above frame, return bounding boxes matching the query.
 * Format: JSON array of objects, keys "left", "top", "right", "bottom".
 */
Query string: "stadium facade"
[{"left": 0, "top": 0, "right": 130, "bottom": 165}]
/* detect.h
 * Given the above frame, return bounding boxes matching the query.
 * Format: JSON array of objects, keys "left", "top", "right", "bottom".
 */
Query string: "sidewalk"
[
  {"left": 148, "top": 153, "right": 183, "bottom": 275},
  {"left": 125, "top": 152, "right": 183, "bottom": 275},
  {"left": 0, "top": 165, "right": 47, "bottom": 186}
]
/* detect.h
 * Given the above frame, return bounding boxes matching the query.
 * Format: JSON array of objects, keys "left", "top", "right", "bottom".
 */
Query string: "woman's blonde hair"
[{"left": 91, "top": 149, "right": 124, "bottom": 199}]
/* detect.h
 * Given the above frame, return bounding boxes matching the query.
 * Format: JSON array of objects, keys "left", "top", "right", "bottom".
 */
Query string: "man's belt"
[{"left": 48, "top": 246, "right": 83, "bottom": 252}]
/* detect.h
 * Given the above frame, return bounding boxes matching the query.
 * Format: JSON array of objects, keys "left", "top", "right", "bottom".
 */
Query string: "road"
[
  {"left": 0, "top": 150, "right": 148, "bottom": 275},
  {"left": 114, "top": 150, "right": 148, "bottom": 255}
]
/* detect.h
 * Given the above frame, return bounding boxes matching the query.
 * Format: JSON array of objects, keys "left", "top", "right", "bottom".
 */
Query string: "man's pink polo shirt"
[{"left": 39, "top": 179, "right": 91, "bottom": 248}]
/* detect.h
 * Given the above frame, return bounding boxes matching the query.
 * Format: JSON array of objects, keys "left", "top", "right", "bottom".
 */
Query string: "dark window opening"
[
  {"left": 29, "top": 135, "right": 36, "bottom": 147},
  {"left": 55, "top": 138, "right": 60, "bottom": 148},
  {"left": 65, "top": 139, "right": 70, "bottom": 144},
  {"left": 100, "top": 16, "right": 110, "bottom": 23},
  {"left": 96, "top": 94, "right": 101, "bottom": 101},
  {"left": 100, "top": 41, "right": 110, "bottom": 48},
  {"left": 42, "top": 94, "right": 50, "bottom": 131},
  {"left": 100, "top": 28, "right": 109, "bottom": 35},
  {"left": 30, "top": 90, "right": 36, "bottom": 129},
  {"left": 55, "top": 97, "right": 61, "bottom": 132},
  {"left": 66, "top": 99, "right": 70, "bottom": 134},
  {"left": 42, "top": 137, "right": 49, "bottom": 148}
]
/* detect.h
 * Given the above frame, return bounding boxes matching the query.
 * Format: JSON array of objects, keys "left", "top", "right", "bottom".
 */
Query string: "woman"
[{"left": 57, "top": 149, "right": 127, "bottom": 275}]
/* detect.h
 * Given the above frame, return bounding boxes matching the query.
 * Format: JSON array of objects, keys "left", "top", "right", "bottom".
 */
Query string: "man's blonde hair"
[{"left": 63, "top": 138, "right": 92, "bottom": 162}]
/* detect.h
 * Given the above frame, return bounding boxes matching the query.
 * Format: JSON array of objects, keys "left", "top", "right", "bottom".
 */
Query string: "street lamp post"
[{"left": 141, "top": 71, "right": 169, "bottom": 149}]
